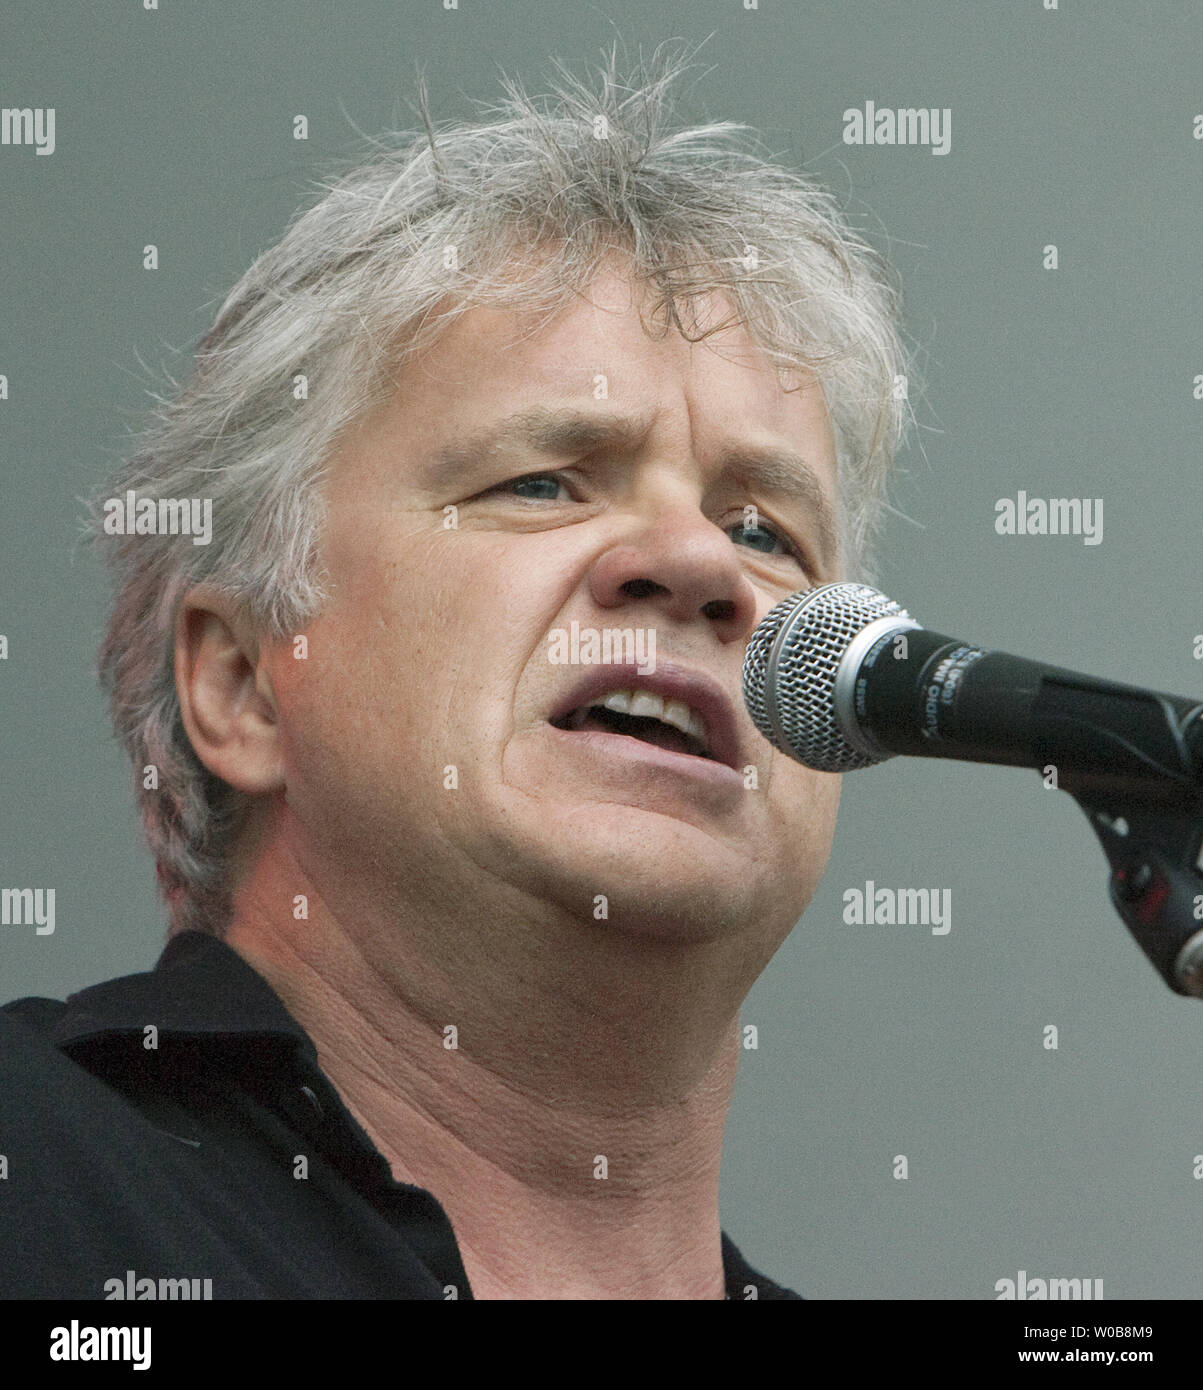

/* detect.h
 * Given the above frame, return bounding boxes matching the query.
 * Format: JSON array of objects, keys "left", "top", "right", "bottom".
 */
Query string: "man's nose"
[{"left": 585, "top": 498, "right": 761, "bottom": 643}]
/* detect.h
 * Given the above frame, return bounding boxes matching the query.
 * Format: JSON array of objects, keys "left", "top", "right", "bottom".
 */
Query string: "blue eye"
[
  {"left": 729, "top": 519, "right": 794, "bottom": 558},
  {"left": 506, "top": 473, "right": 566, "bottom": 500}
]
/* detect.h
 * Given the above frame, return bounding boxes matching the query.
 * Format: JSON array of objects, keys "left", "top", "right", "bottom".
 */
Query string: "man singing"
[{"left": 0, "top": 49, "right": 909, "bottom": 1299}]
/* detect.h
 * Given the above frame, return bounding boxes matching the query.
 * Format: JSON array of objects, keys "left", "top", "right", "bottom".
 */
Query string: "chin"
[{"left": 496, "top": 813, "right": 798, "bottom": 945}]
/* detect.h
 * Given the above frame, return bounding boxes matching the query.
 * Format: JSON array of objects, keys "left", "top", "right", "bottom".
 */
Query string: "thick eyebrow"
[
  {"left": 427, "top": 407, "right": 656, "bottom": 480},
  {"left": 428, "top": 406, "right": 839, "bottom": 570},
  {"left": 717, "top": 446, "right": 840, "bottom": 572}
]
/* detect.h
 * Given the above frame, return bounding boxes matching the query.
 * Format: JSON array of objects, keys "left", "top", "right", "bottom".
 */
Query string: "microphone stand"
[
  {"left": 1030, "top": 673, "right": 1203, "bottom": 998},
  {"left": 1075, "top": 796, "right": 1203, "bottom": 998}
]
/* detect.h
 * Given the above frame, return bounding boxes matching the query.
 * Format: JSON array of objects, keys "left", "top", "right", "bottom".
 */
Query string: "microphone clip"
[{"left": 1077, "top": 797, "right": 1203, "bottom": 998}]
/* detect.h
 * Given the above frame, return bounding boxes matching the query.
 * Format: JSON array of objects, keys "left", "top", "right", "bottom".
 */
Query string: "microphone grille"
[{"left": 742, "top": 582, "right": 910, "bottom": 771}]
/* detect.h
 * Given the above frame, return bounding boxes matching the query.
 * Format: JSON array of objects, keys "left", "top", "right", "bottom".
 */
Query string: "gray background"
[{"left": 2, "top": 1, "right": 1200, "bottom": 1299}]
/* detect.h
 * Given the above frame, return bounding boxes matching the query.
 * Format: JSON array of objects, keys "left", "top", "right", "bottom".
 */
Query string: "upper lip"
[{"left": 547, "top": 661, "right": 743, "bottom": 771}]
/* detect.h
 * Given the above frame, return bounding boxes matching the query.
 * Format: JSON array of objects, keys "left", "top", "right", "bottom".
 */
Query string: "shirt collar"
[{"left": 48, "top": 928, "right": 317, "bottom": 1064}]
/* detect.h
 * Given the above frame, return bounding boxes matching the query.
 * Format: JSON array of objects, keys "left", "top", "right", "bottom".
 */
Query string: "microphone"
[{"left": 742, "top": 582, "right": 1203, "bottom": 810}]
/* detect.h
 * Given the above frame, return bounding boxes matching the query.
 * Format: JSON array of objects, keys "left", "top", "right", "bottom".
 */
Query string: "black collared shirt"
[{"left": 0, "top": 930, "right": 802, "bottom": 1300}]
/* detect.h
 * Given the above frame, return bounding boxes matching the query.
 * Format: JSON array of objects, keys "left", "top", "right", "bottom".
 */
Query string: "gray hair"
[{"left": 93, "top": 44, "right": 914, "bottom": 941}]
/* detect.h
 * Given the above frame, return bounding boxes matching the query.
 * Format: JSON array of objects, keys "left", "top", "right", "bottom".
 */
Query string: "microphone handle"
[{"left": 846, "top": 625, "right": 1203, "bottom": 809}]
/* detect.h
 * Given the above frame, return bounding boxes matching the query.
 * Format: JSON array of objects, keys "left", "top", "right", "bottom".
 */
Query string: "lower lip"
[{"left": 544, "top": 723, "right": 744, "bottom": 790}]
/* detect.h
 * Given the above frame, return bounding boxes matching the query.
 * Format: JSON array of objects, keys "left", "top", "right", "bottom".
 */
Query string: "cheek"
[
  {"left": 767, "top": 758, "right": 841, "bottom": 849},
  {"left": 784, "top": 771, "right": 840, "bottom": 907},
  {"left": 270, "top": 550, "right": 533, "bottom": 810}
]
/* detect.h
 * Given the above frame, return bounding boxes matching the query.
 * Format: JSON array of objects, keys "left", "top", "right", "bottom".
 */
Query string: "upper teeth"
[{"left": 591, "top": 689, "right": 708, "bottom": 749}]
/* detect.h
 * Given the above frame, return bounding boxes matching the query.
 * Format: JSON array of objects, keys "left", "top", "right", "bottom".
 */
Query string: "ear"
[{"left": 174, "top": 587, "right": 285, "bottom": 795}]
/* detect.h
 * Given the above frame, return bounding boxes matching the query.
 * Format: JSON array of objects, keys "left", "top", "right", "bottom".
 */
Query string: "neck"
[{"left": 223, "top": 834, "right": 757, "bottom": 1299}]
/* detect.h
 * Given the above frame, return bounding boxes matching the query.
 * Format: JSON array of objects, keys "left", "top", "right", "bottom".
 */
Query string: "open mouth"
[{"left": 549, "top": 689, "right": 714, "bottom": 761}]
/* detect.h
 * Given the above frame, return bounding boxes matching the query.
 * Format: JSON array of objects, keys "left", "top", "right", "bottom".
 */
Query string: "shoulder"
[
  {"left": 0, "top": 996, "right": 189, "bottom": 1297},
  {"left": 0, "top": 994, "right": 149, "bottom": 1174},
  {"left": 721, "top": 1231, "right": 805, "bottom": 1300}
]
